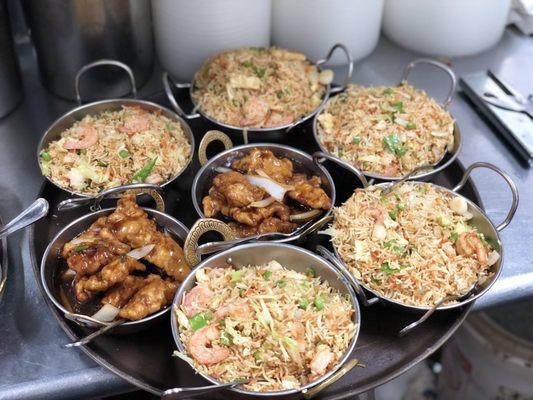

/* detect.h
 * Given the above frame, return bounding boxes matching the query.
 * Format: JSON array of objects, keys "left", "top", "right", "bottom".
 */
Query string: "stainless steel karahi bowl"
[
  {"left": 191, "top": 130, "right": 336, "bottom": 240},
  {"left": 317, "top": 161, "right": 518, "bottom": 317},
  {"left": 313, "top": 58, "right": 462, "bottom": 182},
  {"left": 40, "top": 185, "right": 189, "bottom": 334},
  {"left": 163, "top": 44, "right": 353, "bottom": 142},
  {"left": 171, "top": 230, "right": 361, "bottom": 397},
  {"left": 37, "top": 61, "right": 195, "bottom": 198}
]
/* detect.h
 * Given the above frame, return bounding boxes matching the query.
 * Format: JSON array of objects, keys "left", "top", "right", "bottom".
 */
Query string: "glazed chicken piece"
[
  {"left": 66, "top": 243, "right": 121, "bottom": 276},
  {"left": 228, "top": 218, "right": 297, "bottom": 237},
  {"left": 106, "top": 195, "right": 191, "bottom": 281},
  {"left": 118, "top": 274, "right": 178, "bottom": 321},
  {"left": 229, "top": 201, "right": 291, "bottom": 226},
  {"left": 75, "top": 255, "right": 146, "bottom": 302},
  {"left": 231, "top": 148, "right": 293, "bottom": 183},
  {"left": 212, "top": 171, "right": 267, "bottom": 208},
  {"left": 101, "top": 275, "right": 147, "bottom": 308},
  {"left": 288, "top": 174, "right": 332, "bottom": 210}
]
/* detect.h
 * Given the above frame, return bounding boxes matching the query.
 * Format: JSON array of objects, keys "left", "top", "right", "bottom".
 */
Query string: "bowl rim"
[{"left": 170, "top": 242, "right": 361, "bottom": 396}]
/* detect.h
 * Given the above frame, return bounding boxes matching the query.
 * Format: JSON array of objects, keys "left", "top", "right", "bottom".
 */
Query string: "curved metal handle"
[
  {"left": 381, "top": 164, "right": 434, "bottom": 195},
  {"left": 64, "top": 311, "right": 109, "bottom": 327},
  {"left": 303, "top": 358, "right": 359, "bottom": 399},
  {"left": 452, "top": 162, "right": 519, "bottom": 232},
  {"left": 400, "top": 58, "right": 457, "bottom": 109},
  {"left": 57, "top": 183, "right": 165, "bottom": 213},
  {"left": 313, "top": 151, "right": 369, "bottom": 188},
  {"left": 397, "top": 296, "right": 453, "bottom": 337},
  {"left": 198, "top": 130, "right": 234, "bottom": 166},
  {"left": 162, "top": 379, "right": 250, "bottom": 400},
  {"left": 64, "top": 319, "right": 126, "bottom": 348},
  {"left": 162, "top": 72, "right": 201, "bottom": 120},
  {"left": 316, "top": 245, "right": 378, "bottom": 307},
  {"left": 0, "top": 198, "right": 49, "bottom": 239},
  {"left": 184, "top": 218, "right": 236, "bottom": 267},
  {"left": 316, "top": 43, "right": 354, "bottom": 94},
  {"left": 75, "top": 59, "right": 137, "bottom": 105}
]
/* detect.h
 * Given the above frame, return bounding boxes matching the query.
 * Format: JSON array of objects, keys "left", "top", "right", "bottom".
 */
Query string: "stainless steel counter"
[{"left": 0, "top": 29, "right": 531, "bottom": 399}]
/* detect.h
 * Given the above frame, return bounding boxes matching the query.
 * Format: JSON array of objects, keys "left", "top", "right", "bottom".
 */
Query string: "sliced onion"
[
  {"left": 289, "top": 209, "right": 322, "bottom": 222},
  {"left": 255, "top": 169, "right": 294, "bottom": 190},
  {"left": 127, "top": 244, "right": 155, "bottom": 260},
  {"left": 246, "top": 175, "right": 290, "bottom": 202},
  {"left": 91, "top": 303, "right": 120, "bottom": 322},
  {"left": 62, "top": 269, "right": 77, "bottom": 279},
  {"left": 249, "top": 196, "right": 276, "bottom": 208},
  {"left": 214, "top": 166, "right": 232, "bottom": 174},
  {"left": 487, "top": 250, "right": 500, "bottom": 266}
]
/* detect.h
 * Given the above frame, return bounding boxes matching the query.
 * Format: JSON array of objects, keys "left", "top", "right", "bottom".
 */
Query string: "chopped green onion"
[
  {"left": 253, "top": 351, "right": 262, "bottom": 362},
  {"left": 450, "top": 232, "right": 458, "bottom": 242},
  {"left": 283, "top": 337, "right": 299, "bottom": 349},
  {"left": 381, "top": 262, "right": 400, "bottom": 275},
  {"left": 305, "top": 267, "right": 316, "bottom": 278},
  {"left": 242, "top": 60, "right": 253, "bottom": 68},
  {"left": 189, "top": 312, "right": 209, "bottom": 332},
  {"left": 397, "top": 203, "right": 405, "bottom": 210},
  {"left": 165, "top": 122, "right": 174, "bottom": 132},
  {"left": 238, "top": 288, "right": 245, "bottom": 296},
  {"left": 276, "top": 90, "right": 283, "bottom": 99},
  {"left": 40, "top": 151, "right": 51, "bottom": 162},
  {"left": 391, "top": 101, "right": 404, "bottom": 112},
  {"left": 263, "top": 271, "right": 272, "bottom": 280},
  {"left": 406, "top": 122, "right": 416, "bottom": 130},
  {"left": 299, "top": 281, "right": 311, "bottom": 290},
  {"left": 352, "top": 136, "right": 361, "bottom": 145},
  {"left": 276, "top": 280, "right": 286, "bottom": 288},
  {"left": 254, "top": 67, "right": 266, "bottom": 78},
  {"left": 314, "top": 294, "right": 325, "bottom": 310},
  {"left": 383, "top": 133, "right": 405, "bottom": 157},
  {"left": 371, "top": 277, "right": 382, "bottom": 286},
  {"left": 298, "top": 298, "right": 309, "bottom": 310},
  {"left": 389, "top": 210, "right": 398, "bottom": 220},
  {"left": 231, "top": 270, "right": 243, "bottom": 282},
  {"left": 383, "top": 88, "right": 394, "bottom": 95},
  {"left": 74, "top": 245, "right": 88, "bottom": 253},
  {"left": 418, "top": 185, "right": 427, "bottom": 193},
  {"left": 132, "top": 157, "right": 158, "bottom": 183},
  {"left": 118, "top": 149, "right": 129, "bottom": 158},
  {"left": 220, "top": 331, "right": 233, "bottom": 346}
]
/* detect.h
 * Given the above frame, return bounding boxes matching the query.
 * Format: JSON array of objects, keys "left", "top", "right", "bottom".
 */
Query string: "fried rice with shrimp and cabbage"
[
  {"left": 174, "top": 261, "right": 356, "bottom": 392},
  {"left": 39, "top": 106, "right": 191, "bottom": 195},
  {"left": 327, "top": 182, "right": 499, "bottom": 307},
  {"left": 191, "top": 47, "right": 333, "bottom": 129},
  {"left": 316, "top": 83, "right": 455, "bottom": 177}
]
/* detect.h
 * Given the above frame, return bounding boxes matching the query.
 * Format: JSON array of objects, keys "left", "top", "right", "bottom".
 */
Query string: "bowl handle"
[
  {"left": 316, "top": 43, "right": 354, "bottom": 94},
  {"left": 184, "top": 218, "right": 236, "bottom": 267},
  {"left": 313, "top": 151, "right": 369, "bottom": 188},
  {"left": 75, "top": 59, "right": 137, "bottom": 105},
  {"left": 400, "top": 58, "right": 457, "bottom": 109},
  {"left": 452, "top": 162, "right": 519, "bottom": 232},
  {"left": 162, "top": 72, "right": 201, "bottom": 120},
  {"left": 0, "top": 198, "right": 49, "bottom": 239},
  {"left": 57, "top": 183, "right": 165, "bottom": 213},
  {"left": 303, "top": 358, "right": 360, "bottom": 399},
  {"left": 198, "top": 130, "right": 234, "bottom": 166},
  {"left": 316, "top": 245, "right": 379, "bottom": 307}
]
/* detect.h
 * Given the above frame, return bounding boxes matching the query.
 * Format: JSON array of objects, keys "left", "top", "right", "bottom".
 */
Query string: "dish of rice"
[
  {"left": 39, "top": 106, "right": 192, "bottom": 195},
  {"left": 328, "top": 182, "right": 499, "bottom": 307},
  {"left": 174, "top": 260, "right": 356, "bottom": 392},
  {"left": 191, "top": 47, "right": 333, "bottom": 129},
  {"left": 316, "top": 83, "right": 455, "bottom": 177}
]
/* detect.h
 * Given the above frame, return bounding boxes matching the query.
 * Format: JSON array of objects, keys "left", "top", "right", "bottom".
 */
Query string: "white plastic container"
[
  {"left": 271, "top": 0, "right": 384, "bottom": 65},
  {"left": 152, "top": 0, "right": 272, "bottom": 81},
  {"left": 382, "top": 0, "right": 512, "bottom": 57}
]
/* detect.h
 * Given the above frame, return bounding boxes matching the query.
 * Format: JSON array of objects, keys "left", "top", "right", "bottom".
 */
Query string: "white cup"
[
  {"left": 153, "top": 0, "right": 272, "bottom": 81},
  {"left": 271, "top": 0, "right": 384, "bottom": 65}
]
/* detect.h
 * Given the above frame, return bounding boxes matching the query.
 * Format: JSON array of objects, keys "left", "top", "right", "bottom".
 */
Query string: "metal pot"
[
  {"left": 170, "top": 222, "right": 361, "bottom": 397},
  {"left": 40, "top": 184, "right": 188, "bottom": 334},
  {"left": 315, "top": 161, "right": 518, "bottom": 333},
  {"left": 22, "top": 0, "right": 154, "bottom": 101},
  {"left": 191, "top": 130, "right": 336, "bottom": 240},
  {"left": 36, "top": 60, "right": 195, "bottom": 198},
  {"left": 313, "top": 58, "right": 462, "bottom": 182},
  {"left": 162, "top": 43, "right": 353, "bottom": 142}
]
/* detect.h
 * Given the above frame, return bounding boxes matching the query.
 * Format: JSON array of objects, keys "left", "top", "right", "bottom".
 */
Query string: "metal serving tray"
[{"left": 28, "top": 93, "right": 480, "bottom": 398}]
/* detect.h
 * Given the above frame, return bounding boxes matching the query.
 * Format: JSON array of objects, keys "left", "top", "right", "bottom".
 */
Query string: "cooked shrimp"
[
  {"left": 240, "top": 97, "right": 269, "bottom": 126},
  {"left": 182, "top": 285, "right": 213, "bottom": 317},
  {"left": 118, "top": 113, "right": 150, "bottom": 135},
  {"left": 145, "top": 173, "right": 163, "bottom": 184},
  {"left": 362, "top": 207, "right": 385, "bottom": 224},
  {"left": 263, "top": 112, "right": 294, "bottom": 128},
  {"left": 456, "top": 232, "right": 488, "bottom": 266},
  {"left": 214, "top": 301, "right": 252, "bottom": 319},
  {"left": 441, "top": 241, "right": 456, "bottom": 258},
  {"left": 189, "top": 324, "right": 230, "bottom": 365},
  {"left": 63, "top": 123, "right": 98, "bottom": 150},
  {"left": 310, "top": 348, "right": 334, "bottom": 376},
  {"left": 383, "top": 163, "right": 399, "bottom": 177}
]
